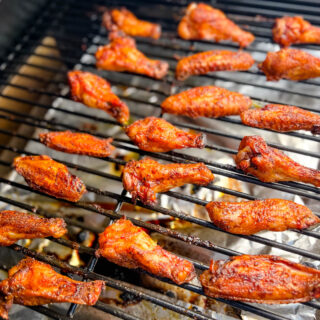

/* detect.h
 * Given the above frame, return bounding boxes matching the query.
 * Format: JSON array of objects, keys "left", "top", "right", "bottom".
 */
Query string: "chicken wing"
[
  {"left": 122, "top": 157, "right": 214, "bottom": 204},
  {"left": 206, "top": 199, "right": 319, "bottom": 235},
  {"left": 235, "top": 135, "right": 320, "bottom": 187},
  {"left": 13, "top": 155, "right": 86, "bottom": 202},
  {"left": 200, "top": 255, "right": 320, "bottom": 304},
  {"left": 161, "top": 86, "right": 252, "bottom": 118},
  {"left": 103, "top": 8, "right": 161, "bottom": 39},
  {"left": 95, "top": 33, "right": 168, "bottom": 79},
  {"left": 0, "top": 258, "right": 104, "bottom": 319},
  {"left": 178, "top": 3, "right": 254, "bottom": 48},
  {"left": 240, "top": 104, "right": 320, "bottom": 134},
  {"left": 97, "top": 218, "right": 196, "bottom": 284},
  {"left": 258, "top": 48, "right": 320, "bottom": 81},
  {"left": 176, "top": 50, "right": 254, "bottom": 81},
  {"left": 68, "top": 70, "right": 129, "bottom": 125},
  {"left": 273, "top": 16, "right": 320, "bottom": 47}
]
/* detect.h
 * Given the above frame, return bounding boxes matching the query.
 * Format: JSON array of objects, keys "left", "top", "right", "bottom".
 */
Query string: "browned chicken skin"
[
  {"left": 258, "top": 48, "right": 320, "bottom": 81},
  {"left": 206, "top": 199, "right": 320, "bottom": 235},
  {"left": 178, "top": 3, "right": 254, "bottom": 48},
  {"left": 235, "top": 135, "right": 320, "bottom": 187},
  {"left": 241, "top": 104, "right": 320, "bottom": 134},
  {"left": 97, "top": 218, "right": 196, "bottom": 284},
  {"left": 273, "top": 16, "right": 320, "bottom": 47},
  {"left": 0, "top": 258, "right": 104, "bottom": 319},
  {"left": 68, "top": 70, "right": 129, "bottom": 125},
  {"left": 13, "top": 155, "right": 86, "bottom": 202},
  {"left": 161, "top": 86, "right": 252, "bottom": 118},
  {"left": 122, "top": 157, "right": 214, "bottom": 204},
  {"left": 176, "top": 50, "right": 254, "bottom": 81},
  {"left": 200, "top": 255, "right": 320, "bottom": 304},
  {"left": 125, "top": 117, "right": 205, "bottom": 152}
]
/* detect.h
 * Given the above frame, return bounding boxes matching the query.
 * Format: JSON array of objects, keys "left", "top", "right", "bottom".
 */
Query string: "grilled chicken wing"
[
  {"left": 200, "top": 255, "right": 320, "bottom": 304},
  {"left": 258, "top": 48, "right": 320, "bottom": 81},
  {"left": 95, "top": 33, "right": 168, "bottom": 79},
  {"left": 178, "top": 3, "right": 254, "bottom": 48},
  {"left": 122, "top": 157, "right": 214, "bottom": 204},
  {"left": 39, "top": 131, "right": 115, "bottom": 157},
  {"left": 241, "top": 104, "right": 320, "bottom": 134},
  {"left": 68, "top": 70, "right": 129, "bottom": 125},
  {"left": 206, "top": 199, "right": 320, "bottom": 235},
  {"left": 97, "top": 218, "right": 196, "bottom": 284},
  {"left": 161, "top": 86, "right": 252, "bottom": 118},
  {"left": 235, "top": 135, "right": 320, "bottom": 187},
  {"left": 103, "top": 8, "right": 161, "bottom": 39},
  {"left": 13, "top": 155, "right": 86, "bottom": 202},
  {"left": 273, "top": 16, "right": 320, "bottom": 47},
  {"left": 176, "top": 50, "right": 254, "bottom": 81},
  {"left": 0, "top": 258, "right": 104, "bottom": 319}
]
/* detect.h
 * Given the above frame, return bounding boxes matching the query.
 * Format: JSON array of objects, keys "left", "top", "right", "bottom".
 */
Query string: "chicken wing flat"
[
  {"left": 122, "top": 157, "right": 214, "bottom": 204},
  {"left": 125, "top": 117, "right": 205, "bottom": 152},
  {"left": 235, "top": 135, "right": 320, "bottom": 187},
  {"left": 258, "top": 48, "right": 320, "bottom": 81},
  {"left": 103, "top": 8, "right": 161, "bottom": 39},
  {"left": 97, "top": 218, "right": 196, "bottom": 284},
  {"left": 206, "top": 199, "right": 319, "bottom": 235},
  {"left": 95, "top": 33, "right": 168, "bottom": 79},
  {"left": 273, "top": 16, "right": 320, "bottom": 47},
  {"left": 241, "top": 104, "right": 320, "bottom": 134},
  {"left": 200, "top": 255, "right": 320, "bottom": 304},
  {"left": 68, "top": 70, "right": 129, "bottom": 125},
  {"left": 13, "top": 155, "right": 86, "bottom": 202},
  {"left": 39, "top": 131, "right": 115, "bottom": 157},
  {"left": 176, "top": 50, "right": 254, "bottom": 81},
  {"left": 161, "top": 86, "right": 252, "bottom": 118},
  {"left": 0, "top": 211, "right": 67, "bottom": 246},
  {"left": 178, "top": 3, "right": 254, "bottom": 48},
  {"left": 0, "top": 258, "right": 104, "bottom": 319}
]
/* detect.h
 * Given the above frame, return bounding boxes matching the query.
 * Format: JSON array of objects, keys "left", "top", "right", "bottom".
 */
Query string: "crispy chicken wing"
[
  {"left": 97, "top": 218, "right": 196, "bottom": 284},
  {"left": 240, "top": 104, "right": 320, "bottom": 134},
  {"left": 258, "top": 48, "right": 320, "bottom": 81},
  {"left": 176, "top": 50, "right": 254, "bottom": 81},
  {"left": 122, "top": 157, "right": 214, "bottom": 204},
  {"left": 273, "top": 16, "right": 320, "bottom": 47},
  {"left": 13, "top": 155, "right": 86, "bottom": 202},
  {"left": 178, "top": 3, "right": 254, "bottom": 48},
  {"left": 161, "top": 86, "right": 252, "bottom": 118},
  {"left": 206, "top": 199, "right": 319, "bottom": 235},
  {"left": 200, "top": 255, "right": 320, "bottom": 304},
  {"left": 0, "top": 258, "right": 104, "bottom": 319},
  {"left": 235, "top": 135, "right": 320, "bottom": 187},
  {"left": 68, "top": 70, "right": 129, "bottom": 125}
]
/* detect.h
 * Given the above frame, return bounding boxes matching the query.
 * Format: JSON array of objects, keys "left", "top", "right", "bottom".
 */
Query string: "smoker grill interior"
[{"left": 1, "top": 0, "right": 320, "bottom": 319}]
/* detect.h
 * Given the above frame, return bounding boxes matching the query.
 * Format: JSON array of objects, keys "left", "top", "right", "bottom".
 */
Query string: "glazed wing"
[
  {"left": 240, "top": 104, "right": 320, "bottom": 134},
  {"left": 273, "top": 16, "right": 320, "bottom": 47},
  {"left": 40, "top": 131, "right": 115, "bottom": 157},
  {"left": 206, "top": 199, "right": 319, "bottom": 235},
  {"left": 97, "top": 218, "right": 196, "bottom": 284},
  {"left": 200, "top": 255, "right": 320, "bottom": 304},
  {"left": 122, "top": 157, "right": 214, "bottom": 204},
  {"left": 176, "top": 50, "right": 254, "bottom": 81},
  {"left": 258, "top": 48, "right": 320, "bottom": 81},
  {"left": 13, "top": 155, "right": 86, "bottom": 202},
  {"left": 178, "top": 3, "right": 254, "bottom": 48},
  {"left": 0, "top": 258, "right": 104, "bottom": 319},
  {"left": 0, "top": 211, "right": 67, "bottom": 246},
  {"left": 103, "top": 8, "right": 161, "bottom": 39},
  {"left": 95, "top": 33, "right": 168, "bottom": 79},
  {"left": 68, "top": 70, "right": 129, "bottom": 125},
  {"left": 161, "top": 86, "right": 252, "bottom": 118},
  {"left": 235, "top": 135, "right": 320, "bottom": 187}
]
